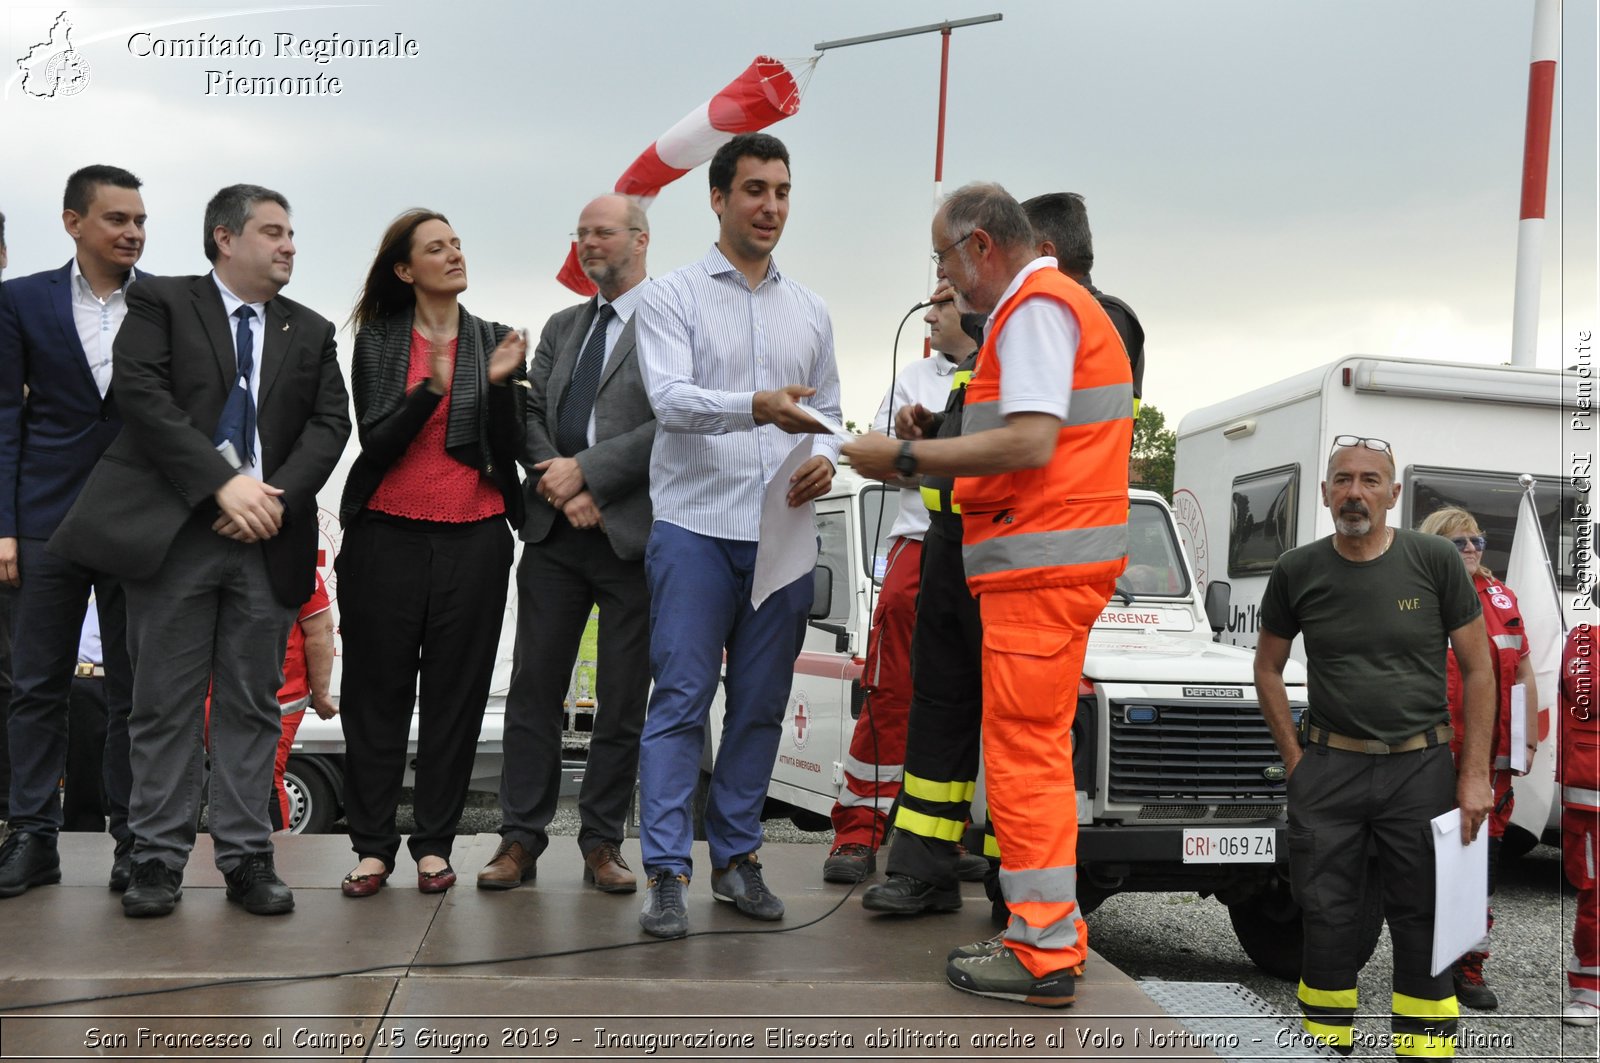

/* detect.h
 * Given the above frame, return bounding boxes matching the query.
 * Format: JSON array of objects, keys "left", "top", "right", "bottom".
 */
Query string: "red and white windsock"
[
  {"left": 1510, "top": 0, "right": 1561, "bottom": 367},
  {"left": 557, "top": 56, "right": 804, "bottom": 295}
]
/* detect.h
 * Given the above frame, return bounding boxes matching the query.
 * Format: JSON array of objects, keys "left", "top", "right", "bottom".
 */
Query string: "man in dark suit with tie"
[
  {"left": 478, "top": 194, "right": 655, "bottom": 893},
  {"left": 0, "top": 165, "right": 148, "bottom": 898},
  {"left": 50, "top": 184, "right": 350, "bottom": 917}
]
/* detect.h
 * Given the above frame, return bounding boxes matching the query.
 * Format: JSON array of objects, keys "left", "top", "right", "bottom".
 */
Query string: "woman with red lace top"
[{"left": 335, "top": 209, "right": 527, "bottom": 897}]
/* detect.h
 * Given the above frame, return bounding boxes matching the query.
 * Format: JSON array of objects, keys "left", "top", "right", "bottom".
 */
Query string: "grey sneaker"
[
  {"left": 639, "top": 868, "right": 689, "bottom": 939},
  {"left": 947, "top": 930, "right": 1007, "bottom": 962},
  {"left": 946, "top": 946, "right": 1077, "bottom": 1008},
  {"left": 711, "top": 853, "right": 784, "bottom": 920}
]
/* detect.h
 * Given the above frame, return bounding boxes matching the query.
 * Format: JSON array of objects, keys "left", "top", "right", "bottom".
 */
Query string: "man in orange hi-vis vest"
[{"left": 844, "top": 182, "right": 1133, "bottom": 1008}]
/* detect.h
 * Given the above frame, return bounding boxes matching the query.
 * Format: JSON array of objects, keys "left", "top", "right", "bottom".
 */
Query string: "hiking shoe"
[
  {"left": 946, "top": 946, "right": 1077, "bottom": 1008},
  {"left": 947, "top": 930, "right": 1007, "bottom": 961},
  {"left": 954, "top": 844, "right": 990, "bottom": 882},
  {"left": 862, "top": 873, "right": 961, "bottom": 914},
  {"left": 1563, "top": 1000, "right": 1599, "bottom": 1027},
  {"left": 711, "top": 853, "right": 784, "bottom": 920},
  {"left": 1451, "top": 954, "right": 1498, "bottom": 1010},
  {"left": 639, "top": 868, "right": 689, "bottom": 939},
  {"left": 223, "top": 852, "right": 295, "bottom": 915},
  {"left": 0, "top": 831, "right": 61, "bottom": 898},
  {"left": 822, "top": 843, "right": 875, "bottom": 883}
]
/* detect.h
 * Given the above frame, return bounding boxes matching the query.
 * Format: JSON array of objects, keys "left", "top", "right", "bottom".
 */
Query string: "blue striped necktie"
[
  {"left": 212, "top": 304, "right": 256, "bottom": 467},
  {"left": 556, "top": 303, "right": 614, "bottom": 456}
]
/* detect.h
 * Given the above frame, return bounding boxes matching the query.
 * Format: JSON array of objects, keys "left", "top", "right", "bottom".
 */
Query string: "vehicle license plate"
[{"left": 1181, "top": 827, "right": 1275, "bottom": 863}]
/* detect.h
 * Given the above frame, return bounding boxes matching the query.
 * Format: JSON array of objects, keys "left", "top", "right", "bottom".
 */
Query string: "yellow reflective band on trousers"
[
  {"left": 1392, "top": 991, "right": 1458, "bottom": 1057},
  {"left": 1298, "top": 980, "right": 1355, "bottom": 1048},
  {"left": 893, "top": 805, "right": 965, "bottom": 842},
  {"left": 982, "top": 832, "right": 1000, "bottom": 858},
  {"left": 902, "top": 772, "right": 976, "bottom": 804}
]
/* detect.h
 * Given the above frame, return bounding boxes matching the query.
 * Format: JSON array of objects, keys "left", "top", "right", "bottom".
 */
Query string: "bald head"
[{"left": 575, "top": 193, "right": 649, "bottom": 299}]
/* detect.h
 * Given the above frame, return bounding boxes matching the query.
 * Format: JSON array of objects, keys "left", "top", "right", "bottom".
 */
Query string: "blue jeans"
[{"left": 636, "top": 522, "right": 812, "bottom": 876}]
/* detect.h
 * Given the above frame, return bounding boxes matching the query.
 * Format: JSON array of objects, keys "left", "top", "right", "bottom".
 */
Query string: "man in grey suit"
[
  {"left": 478, "top": 194, "right": 654, "bottom": 893},
  {"left": 51, "top": 184, "right": 350, "bottom": 917}
]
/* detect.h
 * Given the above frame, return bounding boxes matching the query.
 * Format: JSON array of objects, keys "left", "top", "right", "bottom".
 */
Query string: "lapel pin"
[{"left": 281, "top": 322, "right": 290, "bottom": 331}]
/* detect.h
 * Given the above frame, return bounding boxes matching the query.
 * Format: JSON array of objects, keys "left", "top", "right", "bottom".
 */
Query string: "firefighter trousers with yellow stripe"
[
  {"left": 884, "top": 522, "right": 985, "bottom": 889},
  {"left": 1289, "top": 741, "right": 1460, "bottom": 1057}
]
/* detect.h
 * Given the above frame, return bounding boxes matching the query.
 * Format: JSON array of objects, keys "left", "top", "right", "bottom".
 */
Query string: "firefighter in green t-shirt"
[{"left": 1254, "top": 435, "right": 1494, "bottom": 1059}]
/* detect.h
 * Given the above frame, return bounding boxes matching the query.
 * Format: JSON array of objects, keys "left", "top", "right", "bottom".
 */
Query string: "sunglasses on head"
[
  {"left": 1449, "top": 535, "right": 1487, "bottom": 553},
  {"left": 1330, "top": 434, "right": 1392, "bottom": 456}
]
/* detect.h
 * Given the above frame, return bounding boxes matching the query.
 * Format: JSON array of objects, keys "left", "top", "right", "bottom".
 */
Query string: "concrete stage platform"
[{"left": 0, "top": 833, "right": 1228, "bottom": 1061}]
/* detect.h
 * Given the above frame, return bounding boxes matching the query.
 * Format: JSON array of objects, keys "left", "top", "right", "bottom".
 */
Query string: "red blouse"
[{"left": 365, "top": 331, "right": 505, "bottom": 523}]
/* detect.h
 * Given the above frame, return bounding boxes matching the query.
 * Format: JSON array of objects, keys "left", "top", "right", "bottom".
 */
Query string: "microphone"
[{"left": 909, "top": 300, "right": 934, "bottom": 311}]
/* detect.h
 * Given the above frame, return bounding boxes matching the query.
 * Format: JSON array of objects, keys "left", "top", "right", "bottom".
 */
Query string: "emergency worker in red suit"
[
  {"left": 1418, "top": 506, "right": 1537, "bottom": 1009},
  {"left": 1560, "top": 623, "right": 1599, "bottom": 1026}
]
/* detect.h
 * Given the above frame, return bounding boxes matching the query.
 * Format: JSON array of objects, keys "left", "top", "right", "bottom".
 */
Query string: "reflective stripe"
[
  {"left": 1393, "top": 991, "right": 1459, "bottom": 1021},
  {"left": 963, "top": 523, "right": 1128, "bottom": 577},
  {"left": 1563, "top": 785, "right": 1600, "bottom": 808},
  {"left": 958, "top": 383, "right": 1133, "bottom": 436},
  {"left": 1491, "top": 633, "right": 1524, "bottom": 651},
  {"left": 1005, "top": 909, "right": 1081, "bottom": 950},
  {"left": 1299, "top": 981, "right": 1359, "bottom": 1010},
  {"left": 962, "top": 398, "right": 1006, "bottom": 434},
  {"left": 893, "top": 805, "right": 966, "bottom": 842},
  {"left": 902, "top": 771, "right": 976, "bottom": 804},
  {"left": 1569, "top": 956, "right": 1600, "bottom": 976},
  {"left": 836, "top": 789, "right": 896, "bottom": 812},
  {"left": 982, "top": 833, "right": 1001, "bottom": 858},
  {"left": 919, "top": 484, "right": 959, "bottom": 514},
  {"left": 1299, "top": 1019, "right": 1353, "bottom": 1047},
  {"left": 842, "top": 753, "right": 903, "bottom": 783},
  {"left": 999, "top": 864, "right": 1077, "bottom": 903},
  {"left": 1393, "top": 1032, "right": 1456, "bottom": 1057}
]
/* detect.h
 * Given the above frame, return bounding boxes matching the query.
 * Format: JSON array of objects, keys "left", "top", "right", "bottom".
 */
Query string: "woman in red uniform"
[
  {"left": 1560, "top": 623, "right": 1599, "bottom": 1026},
  {"left": 1419, "top": 506, "right": 1539, "bottom": 1009},
  {"left": 336, "top": 210, "right": 526, "bottom": 896}
]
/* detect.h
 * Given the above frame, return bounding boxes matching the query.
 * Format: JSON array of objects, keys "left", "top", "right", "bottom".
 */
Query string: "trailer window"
[
  {"left": 858, "top": 484, "right": 901, "bottom": 586},
  {"left": 1407, "top": 467, "right": 1586, "bottom": 591},
  {"left": 814, "top": 509, "right": 852, "bottom": 622},
  {"left": 1229, "top": 465, "right": 1299, "bottom": 576}
]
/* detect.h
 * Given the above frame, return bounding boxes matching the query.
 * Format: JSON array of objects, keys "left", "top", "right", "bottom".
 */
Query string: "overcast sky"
[{"left": 3, "top": 0, "right": 1595, "bottom": 436}]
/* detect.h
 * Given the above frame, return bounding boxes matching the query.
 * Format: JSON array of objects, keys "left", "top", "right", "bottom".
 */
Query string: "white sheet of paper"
[
  {"left": 1429, "top": 807, "right": 1489, "bottom": 976},
  {"left": 1509, "top": 683, "right": 1528, "bottom": 773},
  {"left": 751, "top": 439, "right": 818, "bottom": 610},
  {"left": 796, "top": 404, "right": 854, "bottom": 440}
]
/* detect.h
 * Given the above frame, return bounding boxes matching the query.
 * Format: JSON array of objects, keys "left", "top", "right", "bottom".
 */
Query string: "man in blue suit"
[{"left": 0, "top": 165, "right": 148, "bottom": 897}]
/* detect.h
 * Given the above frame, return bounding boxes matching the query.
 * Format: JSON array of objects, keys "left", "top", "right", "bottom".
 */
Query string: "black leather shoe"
[
  {"left": 0, "top": 831, "right": 61, "bottom": 898},
  {"left": 122, "top": 860, "right": 183, "bottom": 917},
  {"left": 861, "top": 872, "right": 962, "bottom": 914},
  {"left": 224, "top": 852, "right": 294, "bottom": 915},
  {"left": 109, "top": 836, "right": 135, "bottom": 892}
]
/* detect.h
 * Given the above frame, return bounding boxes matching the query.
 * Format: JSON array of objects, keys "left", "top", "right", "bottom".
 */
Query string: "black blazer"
[
  {"left": 49, "top": 273, "right": 351, "bottom": 606},
  {"left": 339, "top": 305, "right": 526, "bottom": 528}
]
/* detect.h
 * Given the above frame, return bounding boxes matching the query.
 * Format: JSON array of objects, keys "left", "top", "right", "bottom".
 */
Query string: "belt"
[
  {"left": 75, "top": 663, "right": 105, "bottom": 678},
  {"left": 1305, "top": 723, "right": 1452, "bottom": 755}
]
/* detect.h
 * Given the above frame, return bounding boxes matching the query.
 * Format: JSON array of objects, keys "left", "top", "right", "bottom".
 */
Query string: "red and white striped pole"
[{"left": 1510, "top": 0, "right": 1561, "bottom": 367}]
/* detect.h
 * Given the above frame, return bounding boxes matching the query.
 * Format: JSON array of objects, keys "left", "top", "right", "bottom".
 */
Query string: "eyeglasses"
[
  {"left": 931, "top": 231, "right": 974, "bottom": 266},
  {"left": 571, "top": 227, "right": 642, "bottom": 242},
  {"left": 1449, "top": 535, "right": 1487, "bottom": 553},
  {"left": 1329, "top": 434, "right": 1392, "bottom": 456}
]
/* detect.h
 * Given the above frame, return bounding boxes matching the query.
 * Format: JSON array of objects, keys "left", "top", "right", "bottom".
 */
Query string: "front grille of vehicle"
[{"left": 1108, "top": 699, "right": 1287, "bottom": 806}]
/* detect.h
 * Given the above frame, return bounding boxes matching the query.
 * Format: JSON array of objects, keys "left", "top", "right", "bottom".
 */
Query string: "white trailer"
[{"left": 1171, "top": 354, "right": 1587, "bottom": 850}]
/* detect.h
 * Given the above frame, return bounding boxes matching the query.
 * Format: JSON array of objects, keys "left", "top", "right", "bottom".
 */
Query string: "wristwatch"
[{"left": 893, "top": 441, "right": 918, "bottom": 478}]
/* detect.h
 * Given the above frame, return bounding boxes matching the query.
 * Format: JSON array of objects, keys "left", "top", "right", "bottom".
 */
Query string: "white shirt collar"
[{"left": 985, "top": 256, "right": 1058, "bottom": 331}]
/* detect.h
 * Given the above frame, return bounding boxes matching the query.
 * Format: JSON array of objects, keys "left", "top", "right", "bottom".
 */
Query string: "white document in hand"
[
  {"left": 751, "top": 439, "right": 818, "bottom": 610},
  {"left": 1509, "top": 683, "right": 1527, "bottom": 773},
  {"left": 796, "top": 404, "right": 854, "bottom": 440},
  {"left": 1429, "top": 807, "right": 1489, "bottom": 976}
]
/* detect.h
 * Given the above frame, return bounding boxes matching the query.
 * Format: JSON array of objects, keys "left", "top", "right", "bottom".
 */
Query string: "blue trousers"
[{"left": 637, "top": 522, "right": 812, "bottom": 876}]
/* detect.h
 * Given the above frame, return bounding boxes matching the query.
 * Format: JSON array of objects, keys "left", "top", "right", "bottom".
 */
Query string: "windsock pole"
[{"left": 1511, "top": 0, "right": 1561, "bottom": 367}]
